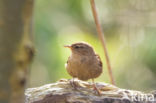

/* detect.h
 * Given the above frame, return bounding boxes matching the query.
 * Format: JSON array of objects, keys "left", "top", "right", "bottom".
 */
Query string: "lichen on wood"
[{"left": 25, "top": 79, "right": 156, "bottom": 103}]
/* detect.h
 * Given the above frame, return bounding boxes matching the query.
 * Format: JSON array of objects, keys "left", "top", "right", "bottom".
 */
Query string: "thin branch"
[{"left": 90, "top": 0, "right": 115, "bottom": 85}]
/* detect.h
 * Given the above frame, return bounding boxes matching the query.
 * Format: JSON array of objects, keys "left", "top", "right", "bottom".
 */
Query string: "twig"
[{"left": 90, "top": 0, "right": 115, "bottom": 85}]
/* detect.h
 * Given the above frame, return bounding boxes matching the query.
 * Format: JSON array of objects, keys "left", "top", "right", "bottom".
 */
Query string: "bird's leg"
[
  {"left": 92, "top": 79, "right": 101, "bottom": 95},
  {"left": 70, "top": 78, "right": 77, "bottom": 89}
]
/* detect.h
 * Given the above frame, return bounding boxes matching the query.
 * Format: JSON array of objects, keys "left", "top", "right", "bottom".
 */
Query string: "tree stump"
[{"left": 25, "top": 79, "right": 156, "bottom": 103}]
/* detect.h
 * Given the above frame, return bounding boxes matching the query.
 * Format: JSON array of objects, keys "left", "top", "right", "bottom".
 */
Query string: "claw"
[
  {"left": 93, "top": 84, "right": 101, "bottom": 96},
  {"left": 69, "top": 78, "right": 77, "bottom": 90},
  {"left": 92, "top": 79, "right": 101, "bottom": 96}
]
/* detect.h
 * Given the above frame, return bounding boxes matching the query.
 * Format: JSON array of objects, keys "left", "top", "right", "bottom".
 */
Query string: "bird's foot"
[
  {"left": 93, "top": 84, "right": 101, "bottom": 96},
  {"left": 69, "top": 79, "right": 78, "bottom": 90}
]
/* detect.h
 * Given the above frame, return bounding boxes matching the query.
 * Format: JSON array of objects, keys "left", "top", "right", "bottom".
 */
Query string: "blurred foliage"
[{"left": 29, "top": 0, "right": 156, "bottom": 92}]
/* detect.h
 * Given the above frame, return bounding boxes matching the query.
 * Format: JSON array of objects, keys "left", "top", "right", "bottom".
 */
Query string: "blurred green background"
[{"left": 29, "top": 0, "right": 156, "bottom": 92}]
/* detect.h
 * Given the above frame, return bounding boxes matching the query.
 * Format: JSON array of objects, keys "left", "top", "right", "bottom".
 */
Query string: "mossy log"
[{"left": 25, "top": 79, "right": 156, "bottom": 103}]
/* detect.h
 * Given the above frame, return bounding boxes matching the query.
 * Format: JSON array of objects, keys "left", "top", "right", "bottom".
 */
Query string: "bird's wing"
[{"left": 95, "top": 54, "right": 102, "bottom": 67}]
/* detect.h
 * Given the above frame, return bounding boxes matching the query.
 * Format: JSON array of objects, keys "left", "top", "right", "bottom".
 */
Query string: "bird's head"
[{"left": 64, "top": 42, "right": 95, "bottom": 55}]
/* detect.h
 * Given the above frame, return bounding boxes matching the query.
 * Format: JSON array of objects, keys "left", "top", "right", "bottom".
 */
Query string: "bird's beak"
[{"left": 64, "top": 45, "right": 71, "bottom": 48}]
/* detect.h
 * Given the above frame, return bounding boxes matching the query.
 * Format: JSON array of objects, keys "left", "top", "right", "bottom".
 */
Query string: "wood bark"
[
  {"left": 25, "top": 79, "right": 156, "bottom": 103},
  {"left": 0, "top": 0, "right": 34, "bottom": 103}
]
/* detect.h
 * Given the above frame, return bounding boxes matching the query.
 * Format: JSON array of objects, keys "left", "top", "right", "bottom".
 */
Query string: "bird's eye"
[
  {"left": 74, "top": 45, "right": 84, "bottom": 49},
  {"left": 75, "top": 46, "right": 80, "bottom": 49}
]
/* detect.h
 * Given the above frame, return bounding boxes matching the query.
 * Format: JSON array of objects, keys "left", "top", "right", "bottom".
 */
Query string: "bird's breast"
[{"left": 66, "top": 55, "right": 102, "bottom": 80}]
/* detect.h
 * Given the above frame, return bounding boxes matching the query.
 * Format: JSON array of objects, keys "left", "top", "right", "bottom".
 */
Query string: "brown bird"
[{"left": 64, "top": 42, "right": 103, "bottom": 94}]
